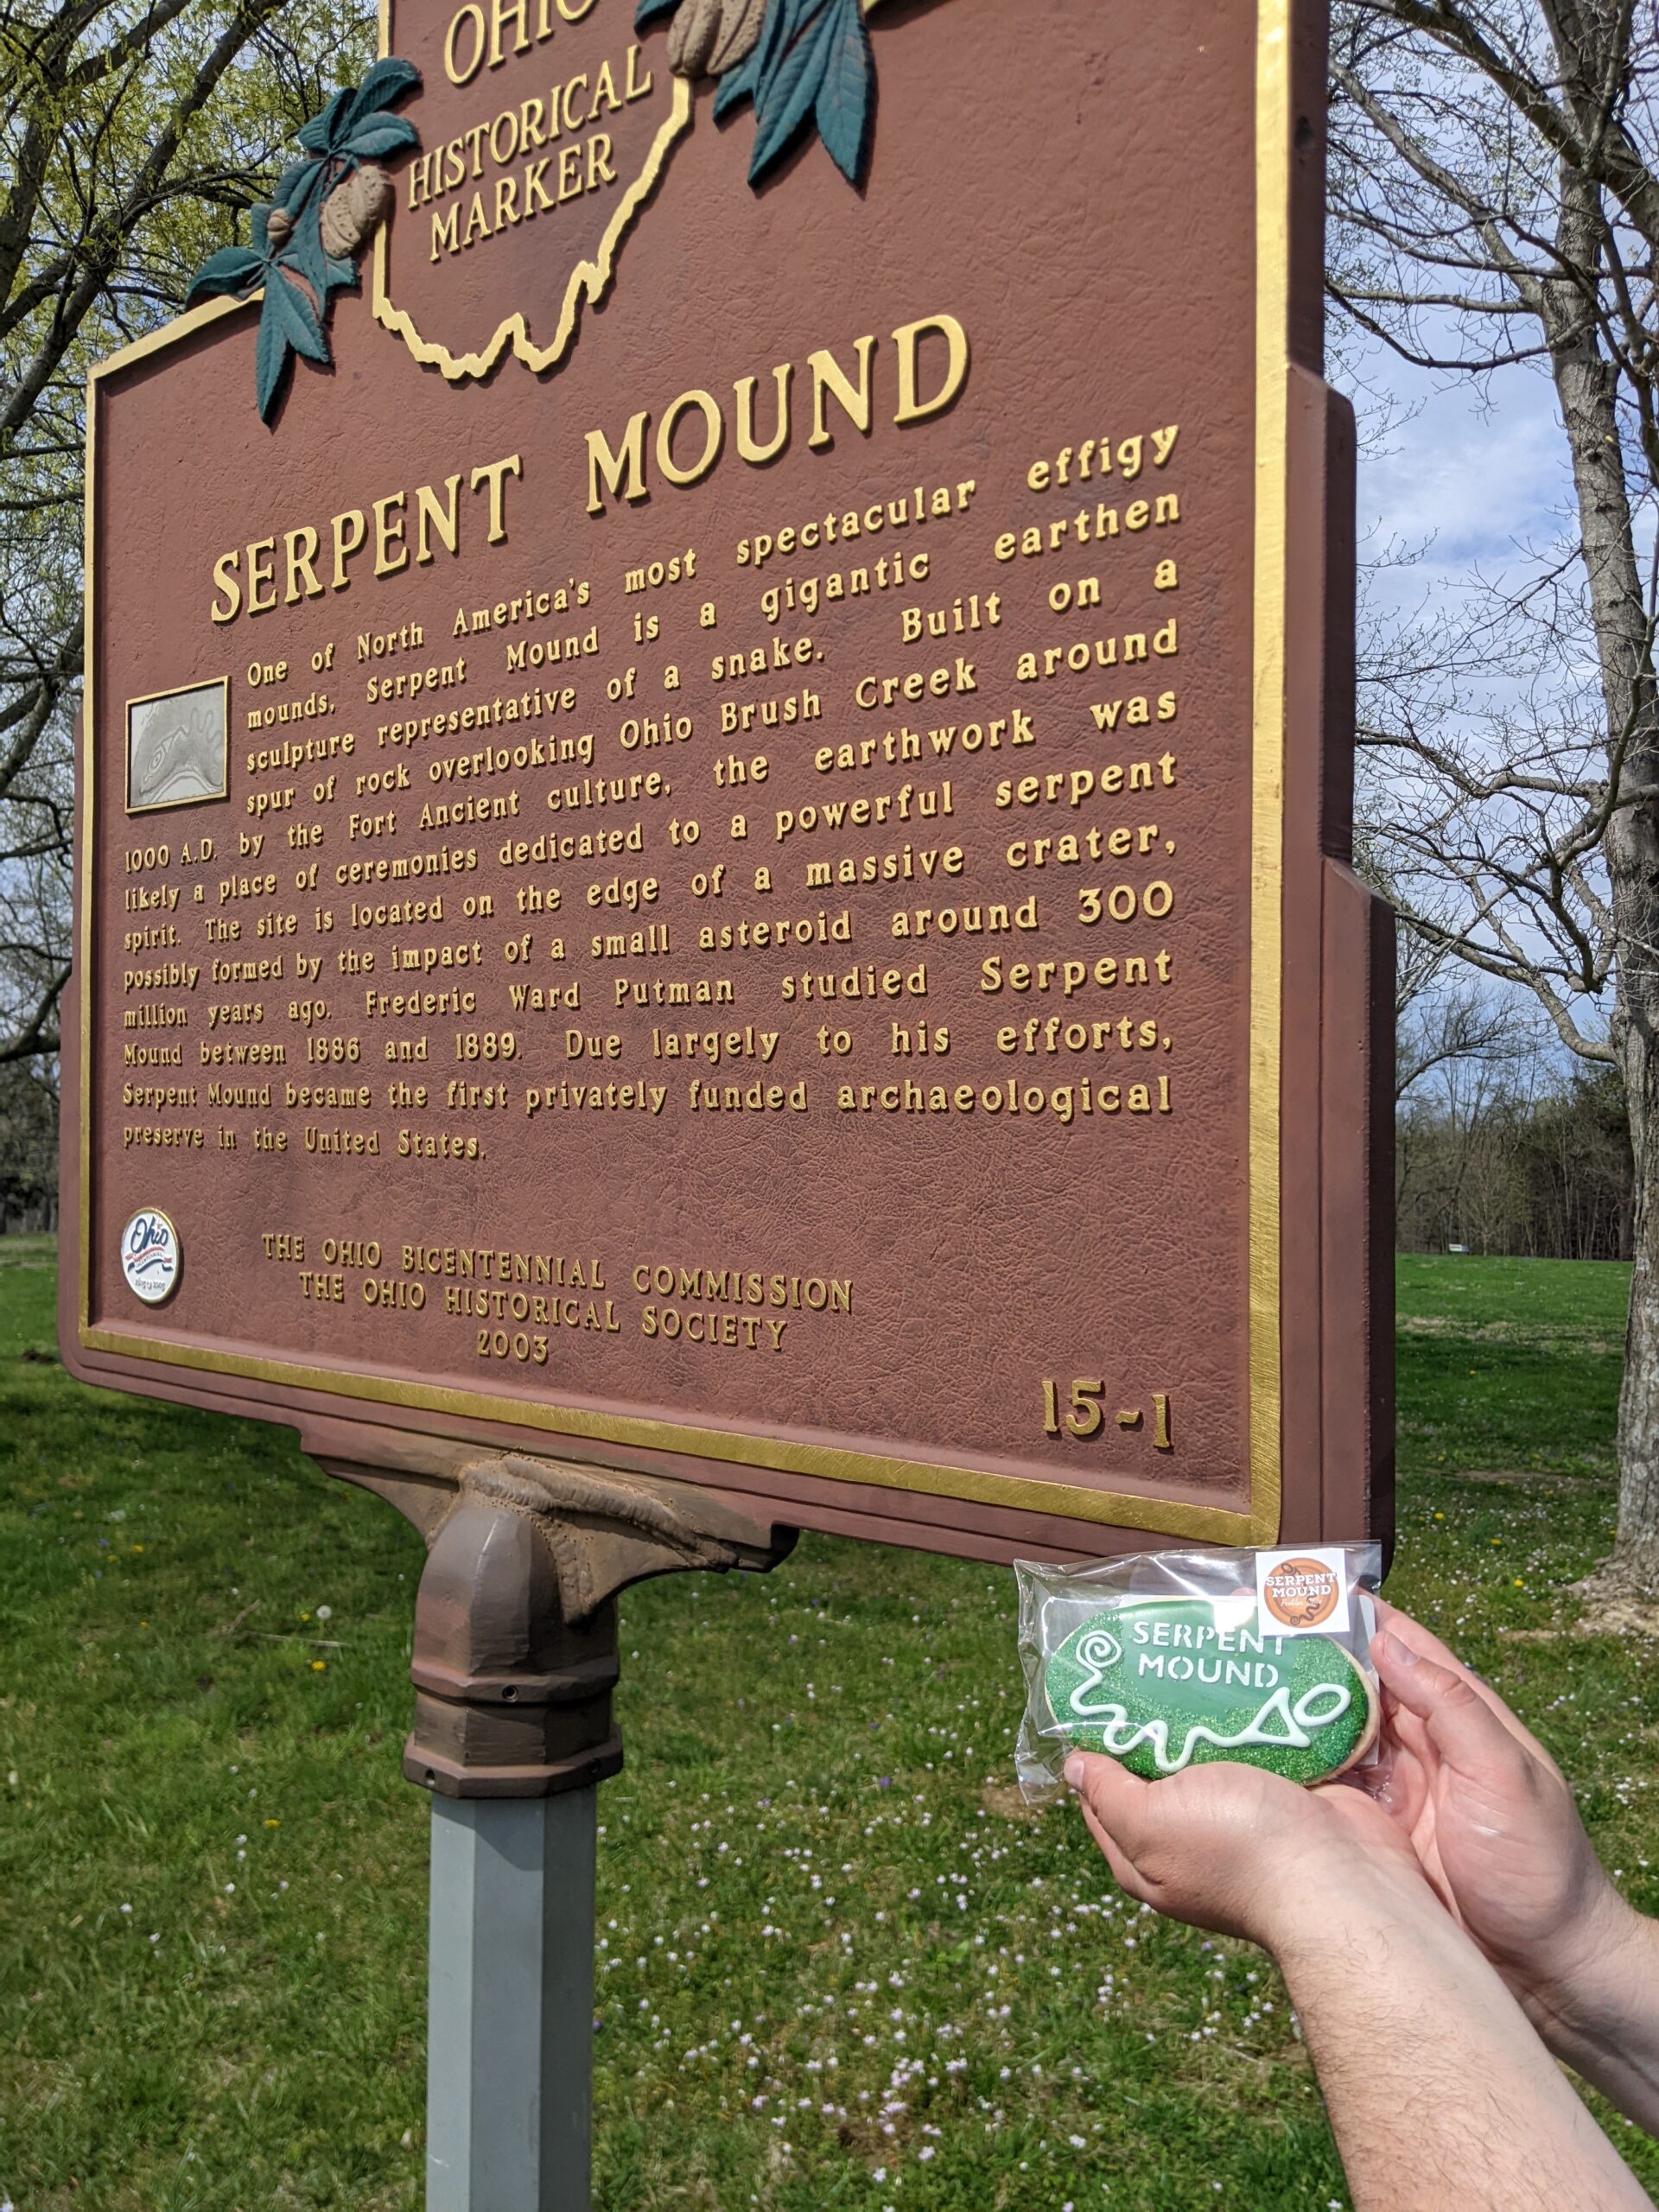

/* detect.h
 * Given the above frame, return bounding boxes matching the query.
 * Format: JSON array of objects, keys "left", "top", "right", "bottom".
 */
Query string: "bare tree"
[
  {"left": 1395, "top": 971, "right": 1536, "bottom": 1100},
  {"left": 1332, "top": 0, "right": 1659, "bottom": 1586},
  {"left": 1395, "top": 1059, "right": 1631, "bottom": 1255},
  {"left": 0, "top": 0, "right": 372, "bottom": 1069},
  {"left": 1391, "top": 942, "right": 1546, "bottom": 1234},
  {"left": 1370, "top": 837, "right": 1542, "bottom": 1098}
]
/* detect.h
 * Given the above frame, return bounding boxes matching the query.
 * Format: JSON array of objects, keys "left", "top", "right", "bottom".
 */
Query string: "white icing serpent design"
[{"left": 1062, "top": 1628, "right": 1355, "bottom": 1776}]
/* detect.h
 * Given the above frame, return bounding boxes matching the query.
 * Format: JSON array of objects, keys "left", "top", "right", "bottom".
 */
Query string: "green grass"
[
  {"left": 2, "top": 1243, "right": 1657, "bottom": 2209},
  {"left": 1396, "top": 1252, "right": 1628, "bottom": 1483}
]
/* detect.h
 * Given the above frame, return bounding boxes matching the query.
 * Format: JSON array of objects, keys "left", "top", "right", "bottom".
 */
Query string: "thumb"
[
  {"left": 1372, "top": 1628, "right": 1524, "bottom": 1781},
  {"left": 1064, "top": 1751, "right": 1157, "bottom": 1901},
  {"left": 1065, "top": 1750, "right": 1154, "bottom": 1852}
]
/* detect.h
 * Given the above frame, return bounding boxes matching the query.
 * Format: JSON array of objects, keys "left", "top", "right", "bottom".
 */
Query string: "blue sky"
[
  {"left": 1353, "top": 347, "right": 1572, "bottom": 630},
  {"left": 1341, "top": 335, "right": 1617, "bottom": 1074}
]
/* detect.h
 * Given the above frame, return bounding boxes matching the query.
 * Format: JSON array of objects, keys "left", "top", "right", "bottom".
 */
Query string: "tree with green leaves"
[{"left": 0, "top": 0, "right": 373, "bottom": 1074}]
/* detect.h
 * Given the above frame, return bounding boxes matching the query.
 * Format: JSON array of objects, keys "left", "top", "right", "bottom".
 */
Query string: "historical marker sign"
[{"left": 65, "top": 0, "right": 1392, "bottom": 1562}]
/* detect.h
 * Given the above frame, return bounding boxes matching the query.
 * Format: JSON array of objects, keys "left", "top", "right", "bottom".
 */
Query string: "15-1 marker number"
[{"left": 1042, "top": 1378, "right": 1173, "bottom": 1451}]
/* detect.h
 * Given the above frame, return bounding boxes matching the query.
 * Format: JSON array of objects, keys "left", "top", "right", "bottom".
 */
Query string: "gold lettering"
[
  {"left": 372, "top": 493, "right": 409, "bottom": 579},
  {"left": 445, "top": 3, "right": 486, "bottom": 85},
  {"left": 332, "top": 508, "right": 367, "bottom": 591},
  {"left": 416, "top": 477, "right": 463, "bottom": 564},
  {"left": 283, "top": 528, "right": 323, "bottom": 607},
  {"left": 657, "top": 391, "right": 724, "bottom": 489},
  {"left": 470, "top": 453, "right": 522, "bottom": 543},
  {"left": 807, "top": 334, "right": 876, "bottom": 450}
]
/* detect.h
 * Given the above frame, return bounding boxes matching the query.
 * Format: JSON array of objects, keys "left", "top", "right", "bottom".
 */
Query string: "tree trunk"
[
  {"left": 1541, "top": 151, "right": 1659, "bottom": 1580},
  {"left": 1617, "top": 1028, "right": 1659, "bottom": 1578}
]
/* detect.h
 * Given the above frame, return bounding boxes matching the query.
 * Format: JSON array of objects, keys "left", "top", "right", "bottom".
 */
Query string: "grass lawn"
[{"left": 3, "top": 1243, "right": 1656, "bottom": 2210}]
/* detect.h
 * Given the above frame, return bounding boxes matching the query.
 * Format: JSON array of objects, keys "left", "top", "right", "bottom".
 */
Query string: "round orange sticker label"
[{"left": 1261, "top": 1556, "right": 1343, "bottom": 1630}]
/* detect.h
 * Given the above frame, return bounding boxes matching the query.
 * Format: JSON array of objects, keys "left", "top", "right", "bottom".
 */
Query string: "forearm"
[
  {"left": 1521, "top": 1897, "right": 1659, "bottom": 2139},
  {"left": 1270, "top": 1879, "right": 1654, "bottom": 2212}
]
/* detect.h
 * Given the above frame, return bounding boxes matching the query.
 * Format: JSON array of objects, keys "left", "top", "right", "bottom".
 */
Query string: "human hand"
[
  {"left": 1363, "top": 1601, "right": 1630, "bottom": 2023},
  {"left": 1062, "top": 1744, "right": 1432, "bottom": 1955},
  {"left": 1069, "top": 1743, "right": 1659, "bottom": 2212}
]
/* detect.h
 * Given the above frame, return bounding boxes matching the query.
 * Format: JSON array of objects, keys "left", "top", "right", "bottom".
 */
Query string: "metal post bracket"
[{"left": 385, "top": 1452, "right": 795, "bottom": 1798}]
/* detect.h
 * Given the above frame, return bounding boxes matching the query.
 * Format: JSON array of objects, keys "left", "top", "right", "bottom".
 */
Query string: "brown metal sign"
[{"left": 64, "top": 0, "right": 1392, "bottom": 1563}]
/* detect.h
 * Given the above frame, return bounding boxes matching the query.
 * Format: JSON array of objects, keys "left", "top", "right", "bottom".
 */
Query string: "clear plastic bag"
[{"left": 1014, "top": 1541, "right": 1383, "bottom": 1803}]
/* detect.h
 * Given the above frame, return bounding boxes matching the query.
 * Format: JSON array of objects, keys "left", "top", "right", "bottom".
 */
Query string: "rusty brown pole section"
[{"left": 328, "top": 1450, "right": 795, "bottom": 2210}]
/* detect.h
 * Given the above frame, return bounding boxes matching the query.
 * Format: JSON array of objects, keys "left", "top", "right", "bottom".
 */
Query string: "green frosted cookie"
[{"left": 1042, "top": 1595, "right": 1376, "bottom": 1784}]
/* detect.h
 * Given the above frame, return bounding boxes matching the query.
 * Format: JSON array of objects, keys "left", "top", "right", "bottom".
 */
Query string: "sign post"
[
  {"left": 425, "top": 1791, "right": 595, "bottom": 2212},
  {"left": 360, "top": 1448, "right": 794, "bottom": 2210},
  {"left": 67, "top": 0, "right": 1388, "bottom": 2196}
]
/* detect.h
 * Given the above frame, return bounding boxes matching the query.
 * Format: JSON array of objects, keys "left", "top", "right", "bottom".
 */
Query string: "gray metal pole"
[{"left": 426, "top": 1790, "right": 596, "bottom": 2212}]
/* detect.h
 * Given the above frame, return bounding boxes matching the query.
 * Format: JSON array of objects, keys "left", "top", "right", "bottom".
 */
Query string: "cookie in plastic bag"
[{"left": 1014, "top": 1542, "right": 1382, "bottom": 1802}]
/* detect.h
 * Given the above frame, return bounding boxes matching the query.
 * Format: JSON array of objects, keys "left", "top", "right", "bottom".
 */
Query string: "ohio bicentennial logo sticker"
[{"left": 120, "top": 1209, "right": 181, "bottom": 1305}]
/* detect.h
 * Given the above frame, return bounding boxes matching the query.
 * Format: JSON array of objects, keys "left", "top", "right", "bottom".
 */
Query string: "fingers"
[
  {"left": 1374, "top": 1602, "right": 1516, "bottom": 1720},
  {"left": 1371, "top": 1596, "right": 1466, "bottom": 1675},
  {"left": 1372, "top": 1630, "right": 1536, "bottom": 1785},
  {"left": 1372, "top": 1611, "right": 1555, "bottom": 1767}
]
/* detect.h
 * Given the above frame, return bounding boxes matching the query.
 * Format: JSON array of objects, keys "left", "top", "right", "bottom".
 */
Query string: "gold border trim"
[
  {"left": 81, "top": 291, "right": 250, "bottom": 1344},
  {"left": 79, "top": 349, "right": 97, "bottom": 1343},
  {"left": 80, "top": 1318, "right": 1264, "bottom": 1540},
  {"left": 1249, "top": 3, "right": 1289, "bottom": 1548},
  {"left": 92, "top": 292, "right": 251, "bottom": 378},
  {"left": 124, "top": 675, "right": 229, "bottom": 814},
  {"left": 79, "top": 6, "right": 1292, "bottom": 1546}
]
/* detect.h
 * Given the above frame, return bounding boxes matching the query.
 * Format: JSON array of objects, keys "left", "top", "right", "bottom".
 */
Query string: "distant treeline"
[
  {"left": 1397, "top": 1066, "right": 1632, "bottom": 1262},
  {"left": 0, "top": 1058, "right": 58, "bottom": 1233}
]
